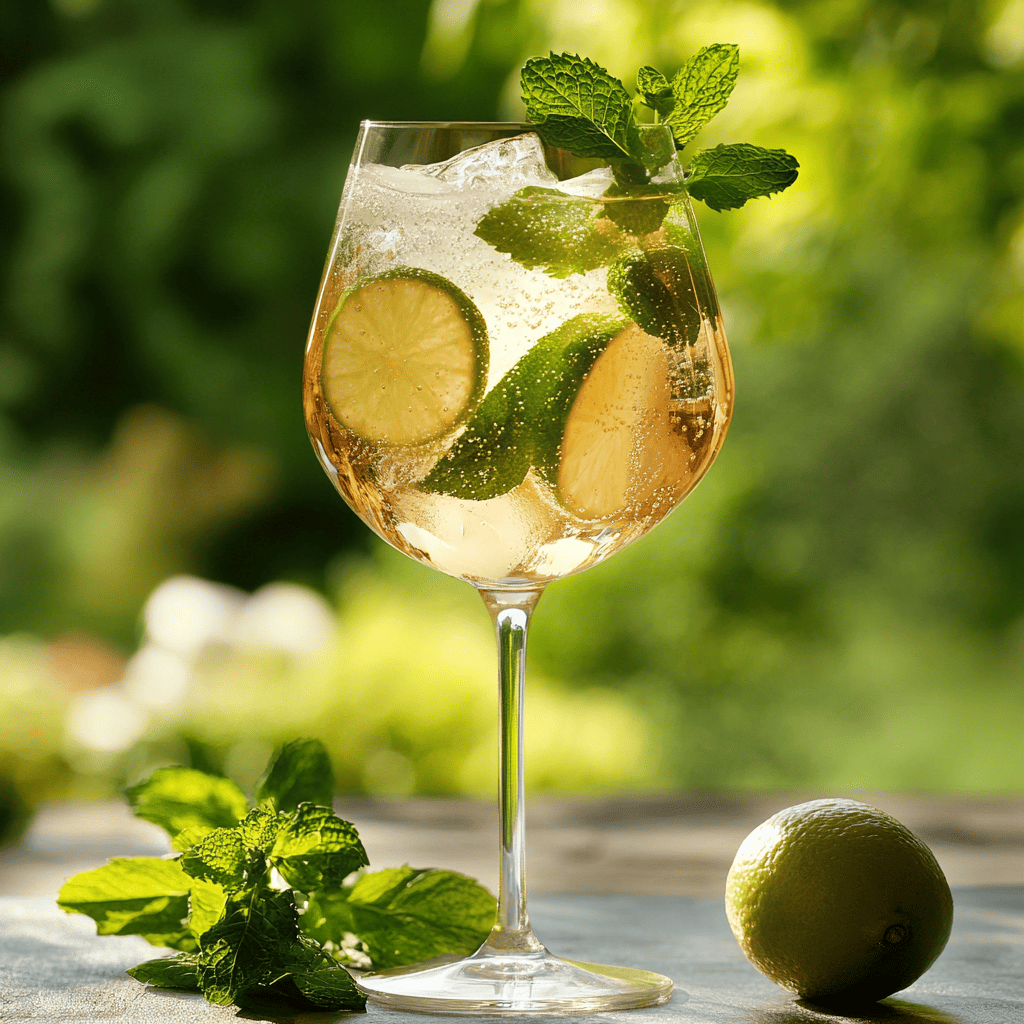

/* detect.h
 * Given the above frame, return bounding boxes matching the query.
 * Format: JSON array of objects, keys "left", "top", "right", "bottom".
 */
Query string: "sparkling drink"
[
  {"left": 303, "top": 122, "right": 734, "bottom": 1014},
  {"left": 303, "top": 130, "right": 733, "bottom": 588}
]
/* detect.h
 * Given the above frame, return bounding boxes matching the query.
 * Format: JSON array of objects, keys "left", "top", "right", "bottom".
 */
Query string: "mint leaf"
[
  {"left": 687, "top": 143, "right": 799, "bottom": 210},
  {"left": 303, "top": 866, "right": 495, "bottom": 970},
  {"left": 187, "top": 877, "right": 227, "bottom": 941},
  {"left": 125, "top": 767, "right": 249, "bottom": 847},
  {"left": 607, "top": 246, "right": 702, "bottom": 347},
  {"left": 270, "top": 804, "right": 368, "bottom": 892},
  {"left": 422, "top": 314, "right": 628, "bottom": 502},
  {"left": 261, "top": 936, "right": 365, "bottom": 1012},
  {"left": 180, "top": 826, "right": 249, "bottom": 890},
  {"left": 474, "top": 186, "right": 623, "bottom": 278},
  {"left": 128, "top": 952, "right": 202, "bottom": 990},
  {"left": 419, "top": 367, "right": 532, "bottom": 501},
  {"left": 637, "top": 66, "right": 674, "bottom": 117},
  {"left": 665, "top": 44, "right": 740, "bottom": 149},
  {"left": 58, "top": 857, "right": 193, "bottom": 948},
  {"left": 255, "top": 738, "right": 334, "bottom": 814},
  {"left": 196, "top": 887, "right": 298, "bottom": 1005},
  {"left": 239, "top": 806, "right": 284, "bottom": 852},
  {"left": 522, "top": 53, "right": 640, "bottom": 161}
]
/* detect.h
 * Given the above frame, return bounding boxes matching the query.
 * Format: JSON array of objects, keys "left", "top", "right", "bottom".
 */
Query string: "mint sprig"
[
  {"left": 521, "top": 48, "right": 798, "bottom": 211},
  {"left": 58, "top": 739, "right": 496, "bottom": 1014}
]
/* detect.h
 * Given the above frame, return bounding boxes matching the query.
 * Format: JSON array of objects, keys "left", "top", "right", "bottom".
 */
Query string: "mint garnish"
[
  {"left": 58, "top": 739, "right": 495, "bottom": 1014},
  {"left": 662, "top": 43, "right": 740, "bottom": 150},
  {"left": 519, "top": 47, "right": 797, "bottom": 209},
  {"left": 474, "top": 186, "right": 624, "bottom": 278},
  {"left": 422, "top": 314, "right": 630, "bottom": 502},
  {"left": 521, "top": 54, "right": 642, "bottom": 166},
  {"left": 636, "top": 66, "right": 675, "bottom": 118},
  {"left": 685, "top": 143, "right": 800, "bottom": 211}
]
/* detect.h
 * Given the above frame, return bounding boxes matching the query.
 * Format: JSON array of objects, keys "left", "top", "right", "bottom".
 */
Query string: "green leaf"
[
  {"left": 421, "top": 314, "right": 628, "bottom": 502},
  {"left": 607, "top": 246, "right": 702, "bottom": 347},
  {"left": 270, "top": 804, "right": 368, "bottom": 892},
  {"left": 188, "top": 878, "right": 228, "bottom": 941},
  {"left": 196, "top": 887, "right": 298, "bottom": 1005},
  {"left": 238, "top": 806, "right": 284, "bottom": 853},
  {"left": 686, "top": 143, "right": 799, "bottom": 211},
  {"left": 291, "top": 961, "right": 366, "bottom": 1011},
  {"left": 665, "top": 44, "right": 740, "bottom": 149},
  {"left": 179, "top": 826, "right": 248, "bottom": 889},
  {"left": 125, "top": 767, "right": 249, "bottom": 845},
  {"left": 255, "top": 738, "right": 335, "bottom": 814},
  {"left": 263, "top": 936, "right": 365, "bottom": 1012},
  {"left": 128, "top": 952, "right": 202, "bottom": 991},
  {"left": 636, "top": 65, "right": 674, "bottom": 117},
  {"left": 303, "top": 867, "right": 495, "bottom": 970},
  {"left": 58, "top": 857, "right": 192, "bottom": 948},
  {"left": 474, "top": 186, "right": 624, "bottom": 279},
  {"left": 521, "top": 53, "right": 640, "bottom": 161}
]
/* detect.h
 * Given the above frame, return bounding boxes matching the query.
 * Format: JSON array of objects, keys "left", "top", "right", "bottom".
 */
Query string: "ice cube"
[
  {"left": 553, "top": 166, "right": 614, "bottom": 198},
  {"left": 405, "top": 132, "right": 559, "bottom": 189},
  {"left": 356, "top": 162, "right": 448, "bottom": 196}
]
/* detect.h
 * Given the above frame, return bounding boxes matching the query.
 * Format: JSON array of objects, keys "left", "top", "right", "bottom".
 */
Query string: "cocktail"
[{"left": 302, "top": 117, "right": 732, "bottom": 1014}]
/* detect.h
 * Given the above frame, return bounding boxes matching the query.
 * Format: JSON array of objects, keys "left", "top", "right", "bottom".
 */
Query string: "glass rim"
[{"left": 360, "top": 120, "right": 534, "bottom": 130}]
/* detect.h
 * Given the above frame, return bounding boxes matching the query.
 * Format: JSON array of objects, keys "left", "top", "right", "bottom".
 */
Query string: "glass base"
[{"left": 356, "top": 945, "right": 674, "bottom": 1016}]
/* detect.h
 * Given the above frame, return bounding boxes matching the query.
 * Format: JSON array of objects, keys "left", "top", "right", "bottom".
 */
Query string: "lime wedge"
[
  {"left": 556, "top": 323, "right": 687, "bottom": 519},
  {"left": 321, "top": 268, "right": 488, "bottom": 446},
  {"left": 607, "top": 246, "right": 701, "bottom": 348}
]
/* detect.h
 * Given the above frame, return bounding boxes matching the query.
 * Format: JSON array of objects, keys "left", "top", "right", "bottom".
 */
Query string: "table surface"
[{"left": 1, "top": 795, "right": 1022, "bottom": 1023}]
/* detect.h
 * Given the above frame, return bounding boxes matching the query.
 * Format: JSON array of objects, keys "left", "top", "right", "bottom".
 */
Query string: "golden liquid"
[{"left": 303, "top": 168, "right": 734, "bottom": 588}]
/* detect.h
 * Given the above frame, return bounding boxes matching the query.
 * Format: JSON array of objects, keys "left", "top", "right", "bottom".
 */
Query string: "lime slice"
[
  {"left": 556, "top": 323, "right": 690, "bottom": 519},
  {"left": 321, "top": 268, "right": 488, "bottom": 446},
  {"left": 607, "top": 246, "right": 701, "bottom": 348}
]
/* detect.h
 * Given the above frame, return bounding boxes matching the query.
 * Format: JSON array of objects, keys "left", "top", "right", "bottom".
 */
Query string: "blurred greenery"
[{"left": 1, "top": 0, "right": 1023, "bottom": 816}]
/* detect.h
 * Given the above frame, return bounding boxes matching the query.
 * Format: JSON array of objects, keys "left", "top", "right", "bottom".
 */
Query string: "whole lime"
[{"left": 725, "top": 799, "right": 953, "bottom": 1006}]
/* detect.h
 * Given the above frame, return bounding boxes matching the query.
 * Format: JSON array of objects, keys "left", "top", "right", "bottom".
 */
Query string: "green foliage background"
[{"left": 1, "top": 0, "right": 1023, "bottom": 798}]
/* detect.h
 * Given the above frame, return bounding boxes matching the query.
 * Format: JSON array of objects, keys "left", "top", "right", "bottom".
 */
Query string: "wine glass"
[{"left": 303, "top": 121, "right": 733, "bottom": 1014}]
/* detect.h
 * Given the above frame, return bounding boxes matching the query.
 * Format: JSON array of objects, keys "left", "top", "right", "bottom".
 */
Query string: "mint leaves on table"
[
  {"left": 304, "top": 865, "right": 497, "bottom": 970},
  {"left": 57, "top": 738, "right": 495, "bottom": 1014},
  {"left": 521, "top": 49, "right": 798, "bottom": 208}
]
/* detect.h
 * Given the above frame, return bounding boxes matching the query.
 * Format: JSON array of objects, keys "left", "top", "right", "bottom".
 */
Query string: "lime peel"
[{"left": 725, "top": 798, "right": 954, "bottom": 1007}]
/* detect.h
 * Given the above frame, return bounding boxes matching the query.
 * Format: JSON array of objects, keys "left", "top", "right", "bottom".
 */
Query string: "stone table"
[{"left": 1, "top": 795, "right": 1022, "bottom": 1023}]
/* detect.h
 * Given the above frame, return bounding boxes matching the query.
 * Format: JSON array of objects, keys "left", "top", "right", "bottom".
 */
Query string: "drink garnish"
[
  {"left": 321, "top": 268, "right": 488, "bottom": 446},
  {"left": 607, "top": 246, "right": 702, "bottom": 348},
  {"left": 422, "top": 313, "right": 706, "bottom": 520},
  {"left": 422, "top": 314, "right": 630, "bottom": 503},
  {"left": 57, "top": 739, "right": 495, "bottom": 1013},
  {"left": 522, "top": 47, "right": 799, "bottom": 206}
]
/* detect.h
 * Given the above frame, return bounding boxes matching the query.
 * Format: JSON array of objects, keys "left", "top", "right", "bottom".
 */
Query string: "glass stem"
[{"left": 478, "top": 587, "right": 545, "bottom": 954}]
